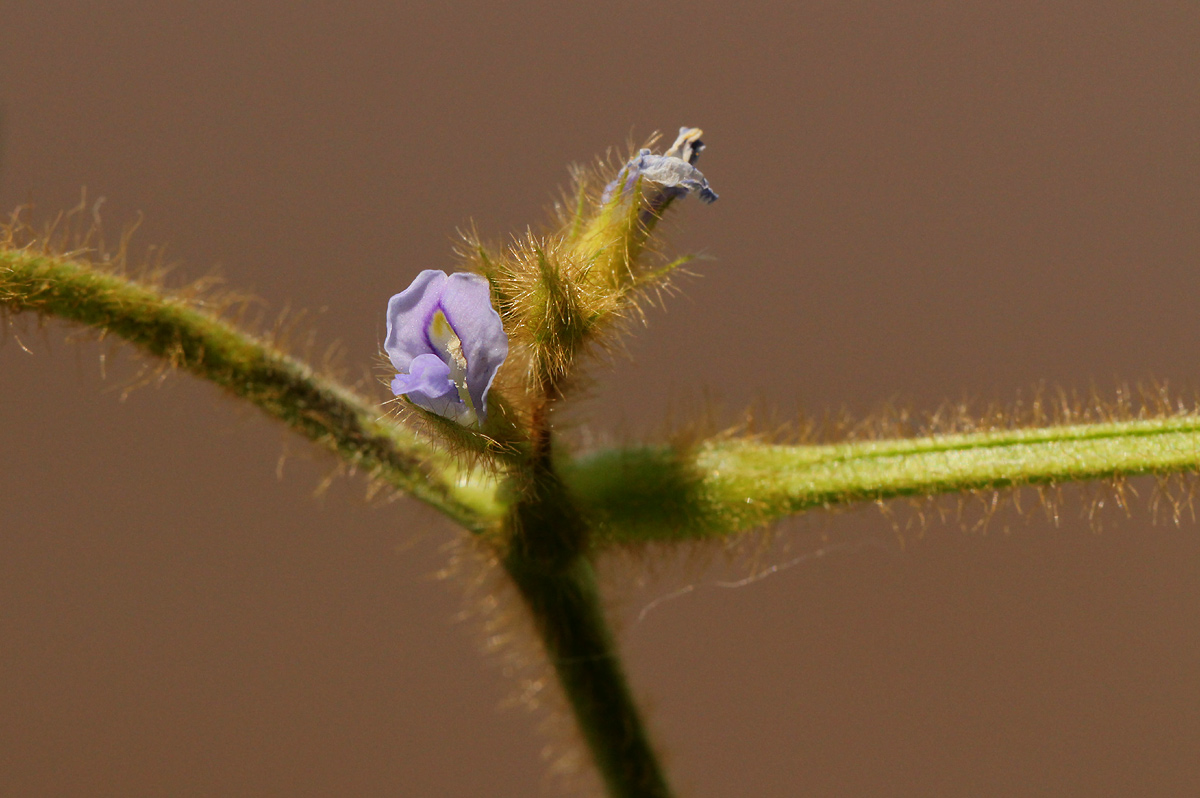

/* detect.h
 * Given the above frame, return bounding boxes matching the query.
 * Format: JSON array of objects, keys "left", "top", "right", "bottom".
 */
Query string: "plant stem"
[
  {"left": 567, "top": 417, "right": 1200, "bottom": 545},
  {"left": 506, "top": 553, "right": 673, "bottom": 798},
  {"left": 505, "top": 457, "right": 674, "bottom": 798},
  {"left": 0, "top": 248, "right": 501, "bottom": 530},
  {"left": 706, "top": 419, "right": 1200, "bottom": 523}
]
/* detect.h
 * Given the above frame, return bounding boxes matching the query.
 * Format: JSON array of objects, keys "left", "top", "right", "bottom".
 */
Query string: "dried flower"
[
  {"left": 601, "top": 126, "right": 719, "bottom": 205},
  {"left": 385, "top": 270, "right": 508, "bottom": 425}
]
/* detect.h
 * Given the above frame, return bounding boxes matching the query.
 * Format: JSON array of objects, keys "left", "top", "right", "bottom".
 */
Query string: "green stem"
[
  {"left": 567, "top": 417, "right": 1200, "bottom": 545},
  {"left": 505, "top": 462, "right": 674, "bottom": 798},
  {"left": 0, "top": 248, "right": 501, "bottom": 531},
  {"left": 505, "top": 555, "right": 673, "bottom": 798}
]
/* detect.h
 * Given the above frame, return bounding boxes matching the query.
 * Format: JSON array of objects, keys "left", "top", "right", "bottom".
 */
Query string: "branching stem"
[
  {"left": 13, "top": 244, "right": 1200, "bottom": 798},
  {"left": 2, "top": 244, "right": 678, "bottom": 796}
]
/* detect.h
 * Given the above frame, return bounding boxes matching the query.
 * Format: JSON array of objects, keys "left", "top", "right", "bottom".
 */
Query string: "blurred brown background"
[{"left": 4, "top": 2, "right": 1200, "bottom": 796}]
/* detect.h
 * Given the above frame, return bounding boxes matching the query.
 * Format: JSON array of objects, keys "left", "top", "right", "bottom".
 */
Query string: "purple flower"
[
  {"left": 602, "top": 126, "right": 719, "bottom": 205},
  {"left": 385, "top": 270, "right": 508, "bottom": 426}
]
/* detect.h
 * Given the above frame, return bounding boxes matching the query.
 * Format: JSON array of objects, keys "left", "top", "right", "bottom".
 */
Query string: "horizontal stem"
[
  {"left": 567, "top": 416, "right": 1200, "bottom": 545},
  {"left": 0, "top": 248, "right": 502, "bottom": 531}
]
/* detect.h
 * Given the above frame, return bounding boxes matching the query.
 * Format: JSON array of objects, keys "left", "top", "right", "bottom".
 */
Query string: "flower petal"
[
  {"left": 391, "top": 352, "right": 455, "bottom": 398},
  {"left": 637, "top": 155, "right": 718, "bottom": 203},
  {"left": 600, "top": 129, "right": 719, "bottom": 206},
  {"left": 436, "top": 272, "right": 508, "bottom": 423},
  {"left": 384, "top": 270, "right": 447, "bottom": 373},
  {"left": 391, "top": 353, "right": 473, "bottom": 423}
]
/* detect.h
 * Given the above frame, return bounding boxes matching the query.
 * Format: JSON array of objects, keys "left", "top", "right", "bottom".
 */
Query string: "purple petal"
[
  {"left": 384, "top": 270, "right": 447, "bottom": 372},
  {"left": 391, "top": 353, "right": 469, "bottom": 421},
  {"left": 601, "top": 150, "right": 654, "bottom": 204},
  {"left": 436, "top": 273, "right": 508, "bottom": 423},
  {"left": 391, "top": 352, "right": 454, "bottom": 398}
]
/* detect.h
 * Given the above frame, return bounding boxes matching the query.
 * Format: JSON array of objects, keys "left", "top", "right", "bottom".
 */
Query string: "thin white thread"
[
  {"left": 714, "top": 539, "right": 893, "bottom": 589},
  {"left": 633, "top": 538, "right": 897, "bottom": 625},
  {"left": 635, "top": 585, "right": 696, "bottom": 624},
  {"left": 12, "top": 331, "right": 33, "bottom": 355}
]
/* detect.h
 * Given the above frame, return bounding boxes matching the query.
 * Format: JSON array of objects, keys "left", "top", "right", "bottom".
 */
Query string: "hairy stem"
[
  {"left": 568, "top": 417, "right": 1200, "bottom": 545},
  {"left": 505, "top": 461, "right": 674, "bottom": 798},
  {"left": 506, "top": 554, "right": 674, "bottom": 798},
  {"left": 0, "top": 248, "right": 501, "bottom": 531}
]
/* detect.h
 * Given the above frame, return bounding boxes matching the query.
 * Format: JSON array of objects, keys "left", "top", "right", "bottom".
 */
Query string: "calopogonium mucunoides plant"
[{"left": 4, "top": 127, "right": 1200, "bottom": 797}]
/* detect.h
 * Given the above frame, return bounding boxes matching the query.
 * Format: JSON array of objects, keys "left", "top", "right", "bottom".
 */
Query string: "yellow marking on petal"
[
  {"left": 428, "top": 309, "right": 477, "bottom": 422},
  {"left": 429, "top": 310, "right": 454, "bottom": 351}
]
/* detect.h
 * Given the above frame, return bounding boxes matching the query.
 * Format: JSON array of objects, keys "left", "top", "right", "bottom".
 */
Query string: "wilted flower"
[
  {"left": 385, "top": 270, "right": 508, "bottom": 426},
  {"left": 602, "top": 126, "right": 719, "bottom": 205}
]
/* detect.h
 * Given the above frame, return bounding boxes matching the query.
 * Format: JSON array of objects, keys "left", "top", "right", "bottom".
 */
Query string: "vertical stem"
[
  {"left": 506, "top": 554, "right": 673, "bottom": 798},
  {"left": 504, "top": 455, "right": 674, "bottom": 798},
  {"left": 530, "top": 396, "right": 553, "bottom": 467}
]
